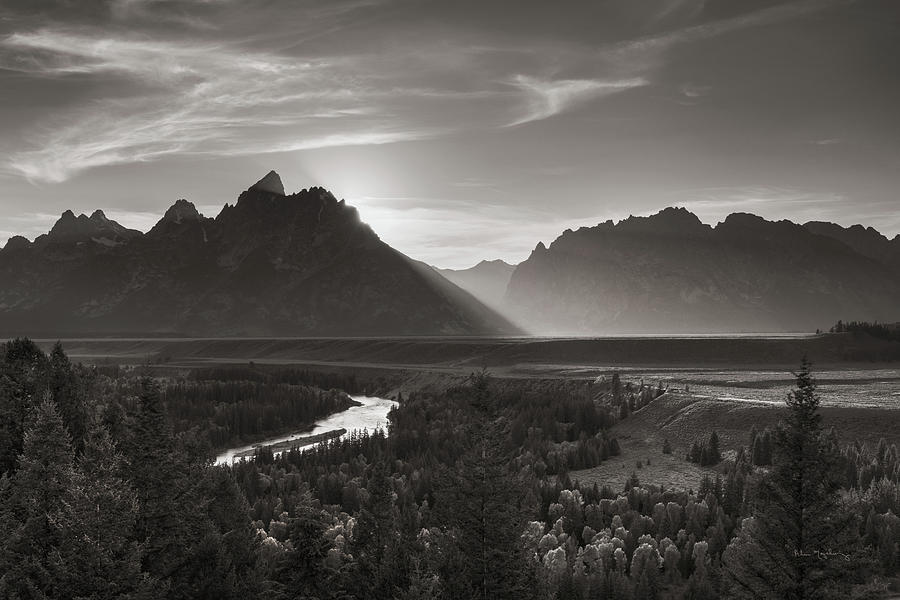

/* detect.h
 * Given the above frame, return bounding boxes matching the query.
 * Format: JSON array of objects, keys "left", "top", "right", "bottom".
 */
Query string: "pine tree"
[
  {"left": 48, "top": 414, "right": 161, "bottom": 598},
  {"left": 273, "top": 494, "right": 340, "bottom": 600},
  {"left": 197, "top": 466, "right": 263, "bottom": 599},
  {"left": 625, "top": 470, "right": 640, "bottom": 490},
  {"left": 432, "top": 371, "right": 539, "bottom": 600},
  {"left": 0, "top": 338, "right": 50, "bottom": 475},
  {"left": 751, "top": 435, "right": 763, "bottom": 466},
  {"left": 688, "top": 440, "right": 702, "bottom": 464},
  {"left": 722, "top": 358, "right": 864, "bottom": 599},
  {"left": 762, "top": 429, "right": 773, "bottom": 465},
  {"left": 349, "top": 461, "right": 404, "bottom": 599},
  {"left": 126, "top": 379, "right": 211, "bottom": 599},
  {"left": 48, "top": 342, "right": 89, "bottom": 453},
  {"left": 611, "top": 373, "right": 623, "bottom": 403},
  {"left": 0, "top": 373, "right": 28, "bottom": 476},
  {"left": 0, "top": 398, "right": 75, "bottom": 597},
  {"left": 708, "top": 431, "right": 721, "bottom": 464}
]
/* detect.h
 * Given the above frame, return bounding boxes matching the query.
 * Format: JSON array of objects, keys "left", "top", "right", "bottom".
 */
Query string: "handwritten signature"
[{"left": 792, "top": 549, "right": 851, "bottom": 562}]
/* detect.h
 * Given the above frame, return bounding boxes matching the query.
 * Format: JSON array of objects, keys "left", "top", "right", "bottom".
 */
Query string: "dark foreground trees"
[
  {"left": 431, "top": 371, "right": 540, "bottom": 600},
  {"left": 0, "top": 399, "right": 158, "bottom": 598},
  {"left": 722, "top": 358, "right": 866, "bottom": 599},
  {"left": 6, "top": 339, "right": 899, "bottom": 599}
]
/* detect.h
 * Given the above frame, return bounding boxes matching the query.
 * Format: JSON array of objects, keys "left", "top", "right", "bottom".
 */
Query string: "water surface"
[{"left": 215, "top": 395, "right": 397, "bottom": 464}]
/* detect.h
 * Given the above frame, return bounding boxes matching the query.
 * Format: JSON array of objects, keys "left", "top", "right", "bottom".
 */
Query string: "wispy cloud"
[
  {"left": 506, "top": 75, "right": 648, "bottom": 126},
  {"left": 503, "top": 0, "right": 845, "bottom": 125},
  {"left": 0, "top": 0, "right": 863, "bottom": 184},
  {"left": 0, "top": 30, "right": 455, "bottom": 182},
  {"left": 679, "top": 83, "right": 710, "bottom": 98},
  {"left": 625, "top": 0, "right": 845, "bottom": 54},
  {"left": 601, "top": 0, "right": 851, "bottom": 76}
]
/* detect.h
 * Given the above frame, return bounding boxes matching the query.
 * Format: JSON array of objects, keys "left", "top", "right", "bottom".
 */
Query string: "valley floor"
[{"left": 29, "top": 335, "right": 900, "bottom": 472}]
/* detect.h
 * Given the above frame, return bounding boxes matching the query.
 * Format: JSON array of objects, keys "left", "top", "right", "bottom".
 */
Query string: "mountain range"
[
  {"left": 500, "top": 208, "right": 900, "bottom": 334},
  {"left": 2, "top": 176, "right": 898, "bottom": 337},
  {"left": 0, "top": 172, "right": 519, "bottom": 336}
]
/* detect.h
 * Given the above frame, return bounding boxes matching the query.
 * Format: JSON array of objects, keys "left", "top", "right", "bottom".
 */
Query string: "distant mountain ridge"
[
  {"left": 434, "top": 260, "right": 516, "bottom": 314},
  {"left": 0, "top": 171, "right": 520, "bottom": 337},
  {"left": 504, "top": 207, "right": 900, "bottom": 335},
  {"left": 803, "top": 221, "right": 900, "bottom": 275}
]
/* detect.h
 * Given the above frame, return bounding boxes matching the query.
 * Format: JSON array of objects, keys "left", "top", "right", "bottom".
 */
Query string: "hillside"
[
  {"left": 804, "top": 220, "right": 900, "bottom": 276},
  {"left": 0, "top": 172, "right": 520, "bottom": 337},
  {"left": 434, "top": 259, "right": 515, "bottom": 312},
  {"left": 505, "top": 208, "right": 900, "bottom": 335}
]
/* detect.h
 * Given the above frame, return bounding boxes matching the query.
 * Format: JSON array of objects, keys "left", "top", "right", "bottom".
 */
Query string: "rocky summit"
[{"left": 0, "top": 172, "right": 520, "bottom": 336}]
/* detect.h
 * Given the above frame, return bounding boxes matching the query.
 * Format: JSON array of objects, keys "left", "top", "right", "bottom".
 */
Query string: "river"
[{"left": 215, "top": 394, "right": 397, "bottom": 465}]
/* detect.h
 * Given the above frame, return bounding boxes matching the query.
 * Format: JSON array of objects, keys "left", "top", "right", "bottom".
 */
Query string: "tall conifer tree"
[
  {"left": 722, "top": 358, "right": 864, "bottom": 599},
  {"left": 0, "top": 398, "right": 75, "bottom": 597},
  {"left": 432, "top": 371, "right": 540, "bottom": 600},
  {"left": 48, "top": 415, "right": 161, "bottom": 598}
]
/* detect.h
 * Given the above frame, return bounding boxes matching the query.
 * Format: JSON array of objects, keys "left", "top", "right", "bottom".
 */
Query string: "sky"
[{"left": 0, "top": 0, "right": 898, "bottom": 268}]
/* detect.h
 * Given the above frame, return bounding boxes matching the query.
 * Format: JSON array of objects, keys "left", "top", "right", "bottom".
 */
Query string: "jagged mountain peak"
[
  {"left": 2, "top": 235, "right": 31, "bottom": 251},
  {"left": 249, "top": 170, "right": 285, "bottom": 196},
  {"left": 41, "top": 208, "right": 140, "bottom": 245},
  {"left": 49, "top": 210, "right": 94, "bottom": 237},
  {"left": 617, "top": 206, "right": 710, "bottom": 234},
  {"left": 162, "top": 199, "right": 202, "bottom": 224}
]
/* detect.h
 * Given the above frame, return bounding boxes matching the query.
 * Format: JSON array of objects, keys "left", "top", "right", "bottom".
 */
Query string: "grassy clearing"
[
  {"left": 571, "top": 391, "right": 900, "bottom": 491},
  {"left": 571, "top": 393, "right": 726, "bottom": 491},
  {"left": 572, "top": 437, "right": 716, "bottom": 493}
]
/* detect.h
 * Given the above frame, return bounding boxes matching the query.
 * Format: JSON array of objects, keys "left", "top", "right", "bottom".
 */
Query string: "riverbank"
[
  {"left": 215, "top": 394, "right": 397, "bottom": 464},
  {"left": 231, "top": 428, "right": 346, "bottom": 460}
]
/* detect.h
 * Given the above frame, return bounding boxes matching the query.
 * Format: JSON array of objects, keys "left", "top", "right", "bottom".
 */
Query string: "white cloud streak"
[
  {"left": 506, "top": 75, "right": 648, "bottom": 126},
  {"left": 0, "top": 30, "right": 464, "bottom": 182}
]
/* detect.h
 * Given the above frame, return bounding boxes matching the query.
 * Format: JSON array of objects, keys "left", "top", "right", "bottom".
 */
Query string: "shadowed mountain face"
[
  {"left": 803, "top": 221, "right": 900, "bottom": 276},
  {"left": 0, "top": 172, "right": 520, "bottom": 336},
  {"left": 505, "top": 208, "right": 900, "bottom": 335},
  {"left": 38, "top": 209, "right": 142, "bottom": 246},
  {"left": 435, "top": 259, "right": 515, "bottom": 313}
]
